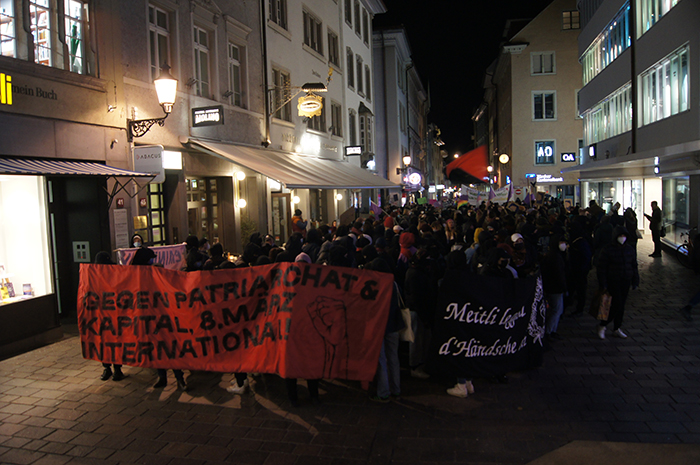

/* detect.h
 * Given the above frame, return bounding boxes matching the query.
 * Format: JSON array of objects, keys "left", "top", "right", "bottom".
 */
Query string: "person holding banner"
[{"left": 93, "top": 251, "right": 125, "bottom": 382}]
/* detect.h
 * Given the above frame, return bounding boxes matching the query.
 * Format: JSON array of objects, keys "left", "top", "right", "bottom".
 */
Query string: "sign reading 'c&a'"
[{"left": 1, "top": 73, "right": 12, "bottom": 105}]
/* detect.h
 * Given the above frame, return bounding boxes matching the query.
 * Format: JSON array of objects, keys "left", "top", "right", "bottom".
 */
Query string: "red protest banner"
[{"left": 77, "top": 262, "right": 393, "bottom": 381}]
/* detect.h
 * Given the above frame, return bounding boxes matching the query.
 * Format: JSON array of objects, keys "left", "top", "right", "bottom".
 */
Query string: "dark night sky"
[{"left": 375, "top": 0, "right": 555, "bottom": 157}]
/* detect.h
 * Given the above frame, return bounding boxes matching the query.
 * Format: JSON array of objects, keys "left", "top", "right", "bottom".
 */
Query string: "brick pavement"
[{"left": 0, "top": 237, "right": 699, "bottom": 465}]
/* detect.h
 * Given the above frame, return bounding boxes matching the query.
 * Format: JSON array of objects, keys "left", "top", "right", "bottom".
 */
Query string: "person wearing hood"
[
  {"left": 596, "top": 226, "right": 639, "bottom": 339},
  {"left": 541, "top": 234, "right": 568, "bottom": 341}
]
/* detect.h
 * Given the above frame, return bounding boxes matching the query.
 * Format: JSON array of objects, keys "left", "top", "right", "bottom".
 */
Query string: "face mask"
[
  {"left": 559, "top": 243, "right": 567, "bottom": 252},
  {"left": 514, "top": 243, "right": 525, "bottom": 251},
  {"left": 618, "top": 236, "right": 627, "bottom": 245},
  {"left": 134, "top": 242, "right": 142, "bottom": 248}
]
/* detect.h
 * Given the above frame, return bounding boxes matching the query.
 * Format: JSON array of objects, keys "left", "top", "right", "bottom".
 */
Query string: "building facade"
[
  {"left": 574, "top": 0, "right": 698, "bottom": 244},
  {"left": 476, "top": 0, "right": 583, "bottom": 205},
  {"left": 373, "top": 26, "right": 429, "bottom": 205}
]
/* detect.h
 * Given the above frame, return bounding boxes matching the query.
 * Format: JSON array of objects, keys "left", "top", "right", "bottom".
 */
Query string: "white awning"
[{"left": 187, "top": 140, "right": 399, "bottom": 190}]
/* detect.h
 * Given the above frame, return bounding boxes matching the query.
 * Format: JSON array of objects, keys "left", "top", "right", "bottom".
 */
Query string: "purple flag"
[
  {"left": 488, "top": 186, "right": 495, "bottom": 200},
  {"left": 370, "top": 199, "right": 383, "bottom": 217}
]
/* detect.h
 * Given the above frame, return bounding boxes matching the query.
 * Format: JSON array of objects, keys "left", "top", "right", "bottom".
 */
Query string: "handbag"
[
  {"left": 659, "top": 225, "right": 666, "bottom": 237},
  {"left": 589, "top": 289, "right": 612, "bottom": 320},
  {"left": 396, "top": 285, "right": 415, "bottom": 342}
]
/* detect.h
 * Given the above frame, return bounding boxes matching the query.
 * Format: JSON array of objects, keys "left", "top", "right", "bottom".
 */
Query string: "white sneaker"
[
  {"left": 226, "top": 378, "right": 248, "bottom": 394},
  {"left": 613, "top": 328, "right": 628, "bottom": 339},
  {"left": 447, "top": 383, "right": 468, "bottom": 398},
  {"left": 597, "top": 326, "right": 606, "bottom": 339},
  {"left": 410, "top": 368, "right": 430, "bottom": 379},
  {"left": 465, "top": 380, "right": 475, "bottom": 395}
]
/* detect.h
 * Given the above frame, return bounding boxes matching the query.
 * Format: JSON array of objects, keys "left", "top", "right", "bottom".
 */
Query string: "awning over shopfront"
[
  {"left": 0, "top": 156, "right": 156, "bottom": 207},
  {"left": 446, "top": 145, "right": 490, "bottom": 185},
  {"left": 187, "top": 140, "right": 399, "bottom": 190},
  {"left": 0, "top": 157, "right": 153, "bottom": 177}
]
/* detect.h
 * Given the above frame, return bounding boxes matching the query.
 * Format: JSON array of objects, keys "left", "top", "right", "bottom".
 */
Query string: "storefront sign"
[
  {"left": 429, "top": 272, "right": 545, "bottom": 378},
  {"left": 77, "top": 262, "right": 392, "bottom": 381},
  {"left": 536, "top": 174, "right": 564, "bottom": 183},
  {"left": 192, "top": 105, "right": 224, "bottom": 127},
  {"left": 535, "top": 141, "right": 555, "bottom": 165},
  {"left": 561, "top": 152, "right": 576, "bottom": 162},
  {"left": 0, "top": 72, "right": 58, "bottom": 105},
  {"left": 133, "top": 145, "right": 164, "bottom": 183},
  {"left": 345, "top": 146, "right": 362, "bottom": 156}
]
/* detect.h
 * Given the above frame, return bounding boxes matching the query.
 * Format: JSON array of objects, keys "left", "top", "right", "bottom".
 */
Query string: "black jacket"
[{"left": 597, "top": 226, "right": 640, "bottom": 289}]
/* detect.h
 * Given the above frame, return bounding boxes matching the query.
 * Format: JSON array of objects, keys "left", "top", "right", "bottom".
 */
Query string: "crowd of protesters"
[{"left": 98, "top": 196, "right": 646, "bottom": 403}]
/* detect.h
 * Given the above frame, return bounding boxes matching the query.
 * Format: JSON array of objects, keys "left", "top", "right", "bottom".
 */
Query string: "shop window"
[
  {"left": 187, "top": 178, "right": 219, "bottom": 244},
  {"left": 0, "top": 176, "right": 52, "bottom": 305},
  {"left": 148, "top": 183, "right": 166, "bottom": 246},
  {"left": 64, "top": 0, "right": 86, "bottom": 74},
  {"left": 149, "top": 4, "right": 172, "bottom": 82},
  {"left": 533, "top": 91, "right": 556, "bottom": 120},
  {"left": 1, "top": 0, "right": 16, "bottom": 58},
  {"left": 302, "top": 10, "right": 323, "bottom": 55},
  {"left": 307, "top": 96, "right": 326, "bottom": 132},
  {"left": 581, "top": 4, "right": 630, "bottom": 85},
  {"left": 228, "top": 42, "right": 245, "bottom": 107},
  {"left": 328, "top": 29, "right": 339, "bottom": 67},
  {"left": 535, "top": 140, "right": 555, "bottom": 165},
  {"left": 269, "top": 0, "right": 287, "bottom": 30},
  {"left": 193, "top": 25, "right": 211, "bottom": 98}
]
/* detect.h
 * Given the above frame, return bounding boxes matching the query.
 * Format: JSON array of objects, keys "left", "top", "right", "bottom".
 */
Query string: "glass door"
[{"left": 271, "top": 193, "right": 291, "bottom": 245}]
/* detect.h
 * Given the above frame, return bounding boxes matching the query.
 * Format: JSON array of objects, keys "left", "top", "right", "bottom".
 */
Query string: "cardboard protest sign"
[
  {"left": 429, "top": 271, "right": 545, "bottom": 378},
  {"left": 78, "top": 262, "right": 393, "bottom": 381}
]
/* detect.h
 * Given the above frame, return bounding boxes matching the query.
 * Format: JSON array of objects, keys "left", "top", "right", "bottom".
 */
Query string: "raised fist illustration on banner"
[{"left": 307, "top": 296, "right": 348, "bottom": 378}]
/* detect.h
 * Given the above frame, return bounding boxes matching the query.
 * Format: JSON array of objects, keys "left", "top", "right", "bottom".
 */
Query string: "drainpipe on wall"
[{"left": 261, "top": 0, "right": 271, "bottom": 146}]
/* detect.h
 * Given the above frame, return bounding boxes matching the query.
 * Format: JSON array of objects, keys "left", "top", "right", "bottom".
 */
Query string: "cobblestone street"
[{"left": 1, "top": 238, "right": 699, "bottom": 465}]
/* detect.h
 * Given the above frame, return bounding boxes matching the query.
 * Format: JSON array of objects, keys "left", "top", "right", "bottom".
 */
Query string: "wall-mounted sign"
[
  {"left": 408, "top": 172, "right": 422, "bottom": 185},
  {"left": 133, "top": 145, "right": 164, "bottom": 183},
  {"left": 192, "top": 105, "right": 224, "bottom": 127},
  {"left": 0, "top": 72, "right": 58, "bottom": 104},
  {"left": 345, "top": 146, "right": 362, "bottom": 156},
  {"left": 561, "top": 152, "right": 576, "bottom": 162},
  {"left": 535, "top": 141, "right": 555, "bottom": 165},
  {"left": 116, "top": 198, "right": 125, "bottom": 208},
  {"left": 139, "top": 198, "right": 147, "bottom": 208},
  {"left": 536, "top": 174, "right": 564, "bottom": 183},
  {"left": 588, "top": 144, "right": 597, "bottom": 159}
]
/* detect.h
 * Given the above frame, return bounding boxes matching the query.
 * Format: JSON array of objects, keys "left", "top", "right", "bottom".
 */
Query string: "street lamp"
[
  {"left": 499, "top": 153, "right": 510, "bottom": 164},
  {"left": 128, "top": 64, "right": 178, "bottom": 140}
]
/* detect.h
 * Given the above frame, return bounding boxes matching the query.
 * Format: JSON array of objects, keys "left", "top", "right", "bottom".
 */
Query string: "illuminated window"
[
  {"left": 639, "top": 0, "right": 680, "bottom": 36},
  {"left": 562, "top": 10, "right": 580, "bottom": 30},
  {"left": 1, "top": 0, "right": 16, "bottom": 57},
  {"left": 307, "top": 96, "right": 326, "bottom": 132},
  {"left": 535, "top": 140, "right": 555, "bottom": 165},
  {"left": 640, "top": 44, "right": 689, "bottom": 127},
  {"left": 149, "top": 4, "right": 171, "bottom": 81}
]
